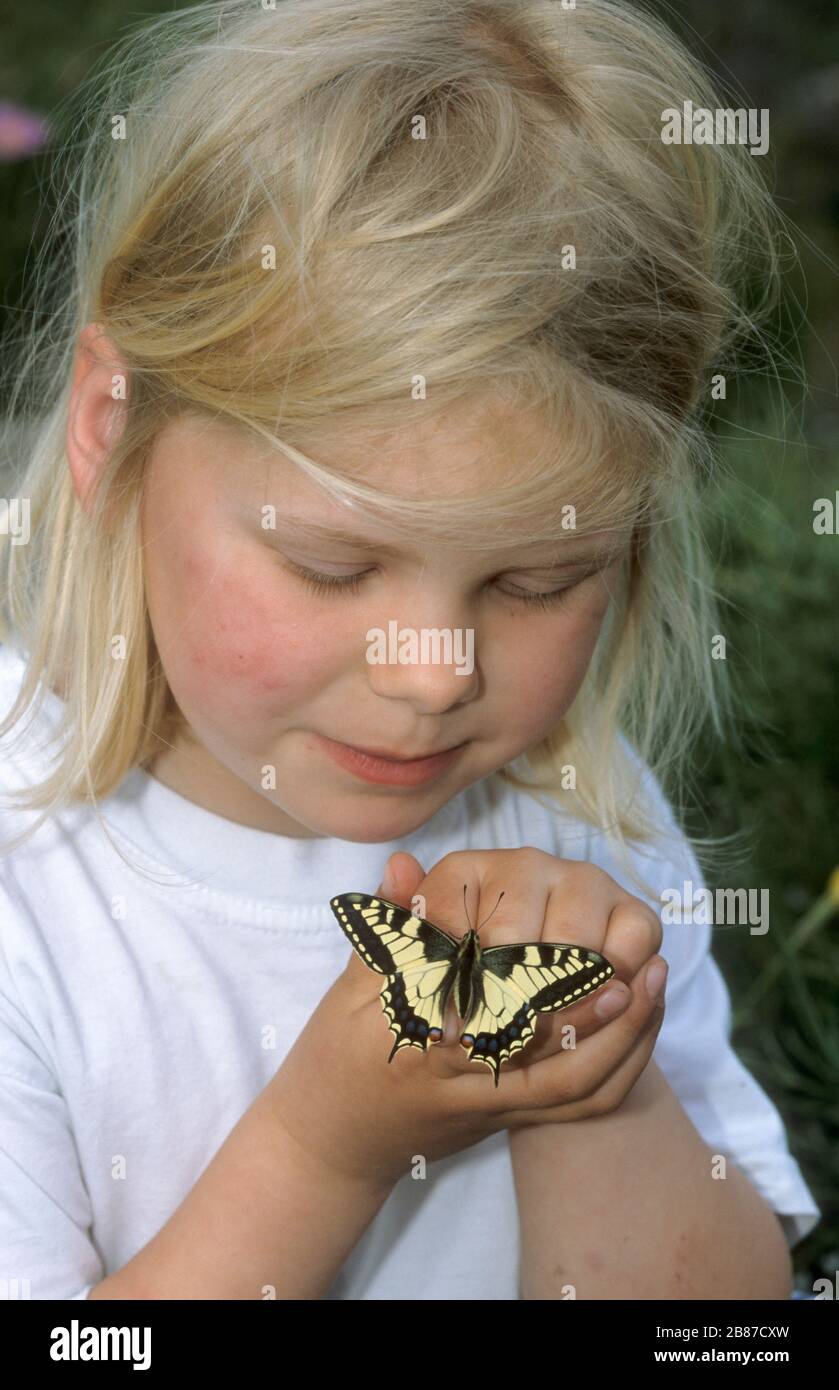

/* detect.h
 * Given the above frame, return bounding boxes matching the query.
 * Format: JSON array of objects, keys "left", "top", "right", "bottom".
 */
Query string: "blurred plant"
[
  {"left": 687, "top": 414, "right": 839, "bottom": 1285},
  {"left": 733, "top": 867, "right": 839, "bottom": 1023},
  {"left": 0, "top": 102, "right": 48, "bottom": 162}
]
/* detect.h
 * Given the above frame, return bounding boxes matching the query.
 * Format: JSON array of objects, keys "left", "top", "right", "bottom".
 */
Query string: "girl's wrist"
[{"left": 262, "top": 1071, "right": 398, "bottom": 1201}]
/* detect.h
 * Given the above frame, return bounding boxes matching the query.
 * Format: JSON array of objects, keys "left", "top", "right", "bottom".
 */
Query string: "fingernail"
[
  {"left": 645, "top": 957, "right": 668, "bottom": 1002},
  {"left": 594, "top": 986, "right": 629, "bottom": 1020},
  {"left": 379, "top": 862, "right": 395, "bottom": 896}
]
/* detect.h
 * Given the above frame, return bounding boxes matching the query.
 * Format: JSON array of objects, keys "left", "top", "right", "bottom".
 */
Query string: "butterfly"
[{"left": 329, "top": 887, "right": 615, "bottom": 1086}]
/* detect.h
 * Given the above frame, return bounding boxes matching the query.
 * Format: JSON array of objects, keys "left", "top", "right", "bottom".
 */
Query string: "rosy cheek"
[
  {"left": 179, "top": 559, "right": 338, "bottom": 699},
  {"left": 509, "top": 604, "right": 605, "bottom": 714}
]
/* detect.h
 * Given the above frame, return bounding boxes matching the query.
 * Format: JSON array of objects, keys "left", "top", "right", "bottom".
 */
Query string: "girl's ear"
[{"left": 66, "top": 322, "right": 130, "bottom": 517}]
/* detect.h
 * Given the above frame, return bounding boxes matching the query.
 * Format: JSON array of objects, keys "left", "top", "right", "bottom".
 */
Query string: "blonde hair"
[{"left": 0, "top": 0, "right": 782, "bottom": 893}]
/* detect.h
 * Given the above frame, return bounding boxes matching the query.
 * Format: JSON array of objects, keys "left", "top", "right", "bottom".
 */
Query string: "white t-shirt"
[{"left": 0, "top": 640, "right": 820, "bottom": 1300}]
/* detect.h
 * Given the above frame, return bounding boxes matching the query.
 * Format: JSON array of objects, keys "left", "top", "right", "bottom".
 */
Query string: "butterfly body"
[
  {"left": 330, "top": 891, "right": 615, "bottom": 1086},
  {"left": 451, "top": 926, "right": 480, "bottom": 1018}
]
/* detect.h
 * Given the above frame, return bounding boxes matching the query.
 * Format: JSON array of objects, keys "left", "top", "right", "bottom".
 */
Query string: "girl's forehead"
[
  {"left": 262, "top": 499, "right": 629, "bottom": 558},
  {"left": 166, "top": 406, "right": 644, "bottom": 546}
]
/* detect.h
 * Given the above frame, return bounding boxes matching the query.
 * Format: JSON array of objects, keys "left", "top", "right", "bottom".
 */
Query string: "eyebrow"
[{"left": 270, "top": 517, "right": 610, "bottom": 566}]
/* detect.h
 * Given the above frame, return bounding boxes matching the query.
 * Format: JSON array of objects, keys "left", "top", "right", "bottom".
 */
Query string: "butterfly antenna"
[
  {"left": 477, "top": 890, "right": 505, "bottom": 933},
  {"left": 462, "top": 883, "right": 472, "bottom": 931},
  {"left": 462, "top": 885, "right": 506, "bottom": 935}
]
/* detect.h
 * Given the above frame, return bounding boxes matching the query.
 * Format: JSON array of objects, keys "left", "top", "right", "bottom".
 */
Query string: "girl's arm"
[
  {"left": 510, "top": 1059, "right": 793, "bottom": 1300},
  {"left": 88, "top": 1082, "right": 394, "bottom": 1300}
]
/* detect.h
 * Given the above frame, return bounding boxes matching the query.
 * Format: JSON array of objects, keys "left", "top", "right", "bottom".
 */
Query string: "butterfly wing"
[
  {"left": 330, "top": 892, "right": 460, "bottom": 1060},
  {"left": 460, "top": 942, "right": 615, "bottom": 1086}
]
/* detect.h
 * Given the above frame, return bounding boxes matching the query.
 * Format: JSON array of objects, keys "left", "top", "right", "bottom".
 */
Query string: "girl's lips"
[{"left": 313, "top": 733, "right": 467, "bottom": 786}]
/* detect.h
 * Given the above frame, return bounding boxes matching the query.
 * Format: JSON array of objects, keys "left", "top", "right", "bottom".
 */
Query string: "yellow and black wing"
[
  {"left": 330, "top": 892, "right": 459, "bottom": 1061},
  {"left": 461, "top": 942, "right": 615, "bottom": 1086}
]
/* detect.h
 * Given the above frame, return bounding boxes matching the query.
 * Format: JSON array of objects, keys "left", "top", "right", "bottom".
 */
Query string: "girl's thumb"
[
  {"left": 379, "top": 857, "right": 398, "bottom": 898},
  {"left": 377, "top": 851, "right": 425, "bottom": 903}
]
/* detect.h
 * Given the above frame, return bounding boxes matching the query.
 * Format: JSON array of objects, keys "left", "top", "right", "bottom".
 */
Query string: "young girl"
[{"left": 0, "top": 0, "right": 820, "bottom": 1300}]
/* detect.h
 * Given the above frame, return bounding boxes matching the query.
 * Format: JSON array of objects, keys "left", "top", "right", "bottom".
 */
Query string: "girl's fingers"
[
  {"left": 506, "top": 995, "right": 665, "bottom": 1128},
  {"left": 513, "top": 953, "right": 667, "bottom": 1112},
  {"left": 445, "top": 951, "right": 667, "bottom": 1111}
]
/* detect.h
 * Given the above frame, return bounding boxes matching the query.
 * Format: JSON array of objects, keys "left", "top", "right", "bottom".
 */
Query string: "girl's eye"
[
  {"left": 285, "top": 561, "right": 375, "bottom": 598},
  {"left": 497, "top": 582, "right": 578, "bottom": 612},
  {"left": 284, "top": 560, "right": 580, "bottom": 611}
]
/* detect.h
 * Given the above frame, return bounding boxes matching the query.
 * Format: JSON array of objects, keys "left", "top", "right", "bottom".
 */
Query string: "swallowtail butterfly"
[{"left": 330, "top": 887, "right": 615, "bottom": 1086}]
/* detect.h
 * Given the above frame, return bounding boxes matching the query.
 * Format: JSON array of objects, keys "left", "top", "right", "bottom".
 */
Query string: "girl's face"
[{"left": 141, "top": 404, "right": 630, "bottom": 841}]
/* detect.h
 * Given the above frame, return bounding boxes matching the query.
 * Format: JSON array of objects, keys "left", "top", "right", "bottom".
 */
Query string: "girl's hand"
[{"left": 269, "top": 848, "right": 667, "bottom": 1192}]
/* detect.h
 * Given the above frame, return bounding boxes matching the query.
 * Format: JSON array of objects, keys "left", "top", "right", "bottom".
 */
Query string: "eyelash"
[{"left": 284, "top": 560, "right": 581, "bottom": 612}]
